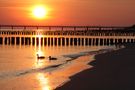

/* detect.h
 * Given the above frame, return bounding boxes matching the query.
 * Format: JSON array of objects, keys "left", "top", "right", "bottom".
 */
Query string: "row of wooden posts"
[{"left": 0, "top": 37, "right": 135, "bottom": 46}]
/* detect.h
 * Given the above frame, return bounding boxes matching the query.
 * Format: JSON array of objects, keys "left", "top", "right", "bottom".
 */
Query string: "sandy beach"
[{"left": 56, "top": 44, "right": 135, "bottom": 90}]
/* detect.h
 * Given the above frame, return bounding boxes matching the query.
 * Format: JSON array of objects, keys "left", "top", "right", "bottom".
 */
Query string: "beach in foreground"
[
  {"left": 56, "top": 44, "right": 135, "bottom": 90},
  {"left": 0, "top": 45, "right": 111, "bottom": 90}
]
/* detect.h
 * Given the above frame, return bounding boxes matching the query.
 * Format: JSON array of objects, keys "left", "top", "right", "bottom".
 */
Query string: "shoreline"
[
  {"left": 55, "top": 44, "right": 135, "bottom": 90},
  {"left": 54, "top": 46, "right": 119, "bottom": 89}
]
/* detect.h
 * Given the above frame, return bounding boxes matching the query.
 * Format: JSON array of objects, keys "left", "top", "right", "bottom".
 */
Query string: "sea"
[{"left": 0, "top": 38, "right": 116, "bottom": 90}]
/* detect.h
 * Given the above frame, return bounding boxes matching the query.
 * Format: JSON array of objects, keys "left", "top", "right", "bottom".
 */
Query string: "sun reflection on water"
[
  {"left": 35, "top": 33, "right": 51, "bottom": 90},
  {"left": 37, "top": 73, "right": 52, "bottom": 90},
  {"left": 35, "top": 33, "right": 45, "bottom": 68},
  {"left": 35, "top": 49, "right": 45, "bottom": 68}
]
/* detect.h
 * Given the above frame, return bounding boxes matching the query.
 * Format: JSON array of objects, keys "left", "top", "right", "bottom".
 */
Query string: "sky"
[{"left": 0, "top": 0, "right": 135, "bottom": 26}]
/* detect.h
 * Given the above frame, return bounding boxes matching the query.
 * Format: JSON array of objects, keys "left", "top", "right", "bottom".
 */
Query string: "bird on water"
[
  {"left": 48, "top": 56, "right": 57, "bottom": 60},
  {"left": 37, "top": 54, "right": 45, "bottom": 59}
]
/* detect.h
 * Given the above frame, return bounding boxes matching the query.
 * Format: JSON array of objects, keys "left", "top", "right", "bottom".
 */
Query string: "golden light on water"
[
  {"left": 32, "top": 5, "right": 48, "bottom": 19},
  {"left": 37, "top": 73, "right": 51, "bottom": 90},
  {"left": 35, "top": 34, "right": 45, "bottom": 67}
]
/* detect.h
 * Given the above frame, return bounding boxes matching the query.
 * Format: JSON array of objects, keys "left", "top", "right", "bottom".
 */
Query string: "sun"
[{"left": 32, "top": 6, "right": 47, "bottom": 19}]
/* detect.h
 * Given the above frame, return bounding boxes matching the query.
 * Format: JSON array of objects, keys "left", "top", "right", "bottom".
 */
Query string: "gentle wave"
[{"left": 0, "top": 47, "right": 117, "bottom": 80}]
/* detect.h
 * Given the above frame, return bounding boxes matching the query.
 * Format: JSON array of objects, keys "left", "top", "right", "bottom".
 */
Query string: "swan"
[
  {"left": 48, "top": 56, "right": 57, "bottom": 60},
  {"left": 37, "top": 54, "right": 45, "bottom": 59}
]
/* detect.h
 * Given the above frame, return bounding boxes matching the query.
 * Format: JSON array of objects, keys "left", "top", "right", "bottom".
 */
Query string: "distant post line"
[
  {"left": 0, "top": 25, "right": 128, "bottom": 31},
  {"left": 0, "top": 25, "right": 135, "bottom": 46}
]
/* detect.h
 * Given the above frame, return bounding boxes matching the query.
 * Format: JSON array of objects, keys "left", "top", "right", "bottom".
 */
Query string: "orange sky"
[{"left": 0, "top": 0, "right": 135, "bottom": 26}]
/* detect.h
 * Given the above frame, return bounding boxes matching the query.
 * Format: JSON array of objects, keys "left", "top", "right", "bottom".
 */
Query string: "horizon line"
[{"left": 0, "top": 24, "right": 134, "bottom": 28}]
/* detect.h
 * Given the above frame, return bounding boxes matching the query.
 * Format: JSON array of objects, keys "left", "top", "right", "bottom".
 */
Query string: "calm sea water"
[{"left": 0, "top": 44, "right": 114, "bottom": 90}]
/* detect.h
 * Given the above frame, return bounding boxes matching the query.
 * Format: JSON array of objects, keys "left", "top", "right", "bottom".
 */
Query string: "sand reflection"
[{"left": 37, "top": 73, "right": 52, "bottom": 90}]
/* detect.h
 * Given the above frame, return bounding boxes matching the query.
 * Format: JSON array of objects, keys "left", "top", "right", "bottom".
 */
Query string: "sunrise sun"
[{"left": 32, "top": 6, "right": 47, "bottom": 19}]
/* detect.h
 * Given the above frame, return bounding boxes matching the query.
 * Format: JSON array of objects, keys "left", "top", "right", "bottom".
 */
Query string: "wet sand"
[{"left": 56, "top": 44, "right": 135, "bottom": 90}]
